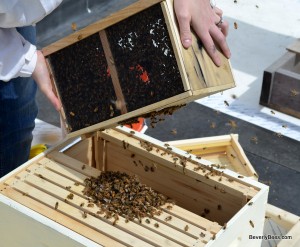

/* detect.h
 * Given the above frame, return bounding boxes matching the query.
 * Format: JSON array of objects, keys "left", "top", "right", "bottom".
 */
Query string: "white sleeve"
[
  {"left": 0, "top": 0, "right": 63, "bottom": 28},
  {"left": 0, "top": 0, "right": 62, "bottom": 81},
  {"left": 0, "top": 28, "right": 37, "bottom": 81}
]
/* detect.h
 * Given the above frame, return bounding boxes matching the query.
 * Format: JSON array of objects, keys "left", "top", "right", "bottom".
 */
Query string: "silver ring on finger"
[{"left": 216, "top": 16, "right": 224, "bottom": 27}]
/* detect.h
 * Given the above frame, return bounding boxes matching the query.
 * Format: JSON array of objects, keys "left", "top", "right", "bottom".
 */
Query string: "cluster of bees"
[
  {"left": 82, "top": 171, "right": 173, "bottom": 222},
  {"left": 119, "top": 104, "right": 186, "bottom": 128}
]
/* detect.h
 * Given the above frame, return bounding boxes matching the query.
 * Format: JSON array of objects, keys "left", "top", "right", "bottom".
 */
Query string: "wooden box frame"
[
  {"left": 44, "top": 0, "right": 235, "bottom": 138},
  {"left": 167, "top": 134, "right": 258, "bottom": 180},
  {"left": 0, "top": 126, "right": 268, "bottom": 247}
]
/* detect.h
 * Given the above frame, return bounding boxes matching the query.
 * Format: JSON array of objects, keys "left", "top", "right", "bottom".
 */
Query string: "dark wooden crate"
[{"left": 260, "top": 40, "right": 300, "bottom": 118}]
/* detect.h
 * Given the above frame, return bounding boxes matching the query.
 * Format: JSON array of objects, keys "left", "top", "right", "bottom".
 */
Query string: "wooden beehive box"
[
  {"left": 44, "top": 0, "right": 235, "bottom": 137},
  {"left": 0, "top": 126, "right": 268, "bottom": 247},
  {"left": 168, "top": 134, "right": 258, "bottom": 180}
]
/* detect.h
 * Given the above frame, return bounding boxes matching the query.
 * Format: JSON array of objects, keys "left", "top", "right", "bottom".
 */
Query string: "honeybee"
[
  {"left": 170, "top": 129, "right": 177, "bottom": 135},
  {"left": 71, "top": 22, "right": 77, "bottom": 31},
  {"left": 210, "top": 122, "right": 216, "bottom": 129},
  {"left": 290, "top": 89, "right": 299, "bottom": 97},
  {"left": 67, "top": 193, "right": 74, "bottom": 200},
  {"left": 164, "top": 216, "right": 172, "bottom": 222},
  {"left": 184, "top": 225, "right": 189, "bottom": 231},
  {"left": 55, "top": 202, "right": 59, "bottom": 210}
]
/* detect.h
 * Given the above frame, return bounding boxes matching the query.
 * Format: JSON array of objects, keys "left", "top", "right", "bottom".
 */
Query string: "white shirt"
[{"left": 0, "top": 0, "right": 62, "bottom": 81}]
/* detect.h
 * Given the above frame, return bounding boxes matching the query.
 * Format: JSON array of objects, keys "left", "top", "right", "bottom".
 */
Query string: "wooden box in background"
[
  {"left": 44, "top": 0, "right": 235, "bottom": 138},
  {"left": 260, "top": 39, "right": 300, "bottom": 118}
]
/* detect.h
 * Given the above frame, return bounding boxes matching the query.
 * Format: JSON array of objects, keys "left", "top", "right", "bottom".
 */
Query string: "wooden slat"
[
  {"left": 161, "top": 204, "right": 221, "bottom": 234},
  {"left": 42, "top": 0, "right": 164, "bottom": 56},
  {"left": 46, "top": 151, "right": 101, "bottom": 178},
  {"left": 225, "top": 146, "right": 247, "bottom": 176},
  {"left": 65, "top": 91, "right": 190, "bottom": 139},
  {"left": 230, "top": 135, "right": 257, "bottom": 179},
  {"left": 25, "top": 163, "right": 87, "bottom": 196},
  {"left": 167, "top": 135, "right": 232, "bottom": 150},
  {"left": 94, "top": 133, "right": 106, "bottom": 171},
  {"left": 99, "top": 30, "right": 127, "bottom": 114},
  {"left": 0, "top": 186, "right": 126, "bottom": 247},
  {"left": 37, "top": 157, "right": 92, "bottom": 182}
]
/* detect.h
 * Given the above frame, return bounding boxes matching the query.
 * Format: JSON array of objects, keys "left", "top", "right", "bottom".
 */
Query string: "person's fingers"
[
  {"left": 220, "top": 19, "right": 229, "bottom": 37},
  {"left": 210, "top": 26, "right": 231, "bottom": 59},
  {"left": 198, "top": 33, "right": 221, "bottom": 66},
  {"left": 214, "top": 7, "right": 223, "bottom": 17},
  {"left": 174, "top": 2, "right": 193, "bottom": 48},
  {"left": 40, "top": 84, "right": 61, "bottom": 111},
  {"left": 33, "top": 51, "right": 62, "bottom": 111},
  {"left": 215, "top": 17, "right": 229, "bottom": 37}
]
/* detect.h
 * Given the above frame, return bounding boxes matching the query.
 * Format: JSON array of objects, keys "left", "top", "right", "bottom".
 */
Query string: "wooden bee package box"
[
  {"left": 0, "top": 126, "right": 268, "bottom": 247},
  {"left": 44, "top": 0, "right": 235, "bottom": 137}
]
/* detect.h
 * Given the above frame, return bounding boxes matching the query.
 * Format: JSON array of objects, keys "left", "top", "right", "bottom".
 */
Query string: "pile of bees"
[
  {"left": 119, "top": 104, "right": 186, "bottom": 128},
  {"left": 83, "top": 171, "right": 171, "bottom": 221}
]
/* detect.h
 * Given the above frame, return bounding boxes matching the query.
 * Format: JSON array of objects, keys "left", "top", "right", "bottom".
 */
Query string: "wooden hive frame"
[
  {"left": 0, "top": 126, "right": 268, "bottom": 247},
  {"left": 44, "top": 0, "right": 235, "bottom": 138},
  {"left": 167, "top": 134, "right": 258, "bottom": 180}
]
